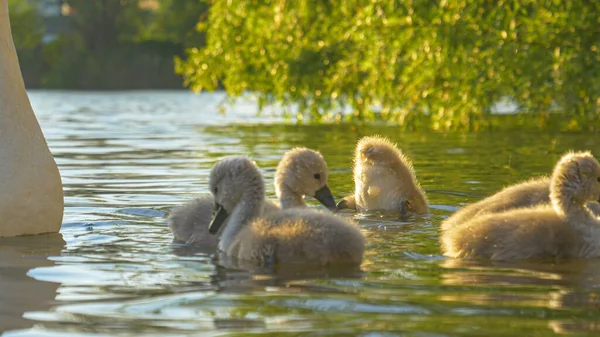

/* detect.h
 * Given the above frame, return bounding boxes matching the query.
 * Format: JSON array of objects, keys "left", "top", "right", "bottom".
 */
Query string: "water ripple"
[{"left": 3, "top": 91, "right": 599, "bottom": 336}]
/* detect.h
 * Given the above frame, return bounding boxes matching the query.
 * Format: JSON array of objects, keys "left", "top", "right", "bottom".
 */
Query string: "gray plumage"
[
  {"left": 169, "top": 147, "right": 334, "bottom": 247},
  {"left": 210, "top": 156, "right": 365, "bottom": 266}
]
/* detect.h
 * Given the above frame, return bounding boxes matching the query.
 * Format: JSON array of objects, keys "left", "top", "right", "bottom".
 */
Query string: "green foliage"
[
  {"left": 9, "top": 0, "right": 208, "bottom": 89},
  {"left": 8, "top": 0, "right": 45, "bottom": 86},
  {"left": 178, "top": 0, "right": 600, "bottom": 130},
  {"left": 66, "top": 0, "right": 151, "bottom": 49},
  {"left": 7, "top": 0, "right": 44, "bottom": 50},
  {"left": 39, "top": 0, "right": 181, "bottom": 89},
  {"left": 140, "top": 0, "right": 208, "bottom": 48},
  {"left": 41, "top": 34, "right": 184, "bottom": 89},
  {"left": 39, "top": 0, "right": 158, "bottom": 88}
]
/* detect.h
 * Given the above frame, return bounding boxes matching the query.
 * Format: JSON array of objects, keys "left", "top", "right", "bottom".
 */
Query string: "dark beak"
[
  {"left": 208, "top": 203, "right": 229, "bottom": 235},
  {"left": 336, "top": 199, "right": 348, "bottom": 210},
  {"left": 314, "top": 185, "right": 337, "bottom": 211}
]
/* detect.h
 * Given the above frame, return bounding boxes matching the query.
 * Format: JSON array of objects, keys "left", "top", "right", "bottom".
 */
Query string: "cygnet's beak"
[
  {"left": 336, "top": 199, "right": 348, "bottom": 210},
  {"left": 314, "top": 185, "right": 337, "bottom": 211},
  {"left": 208, "top": 203, "right": 229, "bottom": 234}
]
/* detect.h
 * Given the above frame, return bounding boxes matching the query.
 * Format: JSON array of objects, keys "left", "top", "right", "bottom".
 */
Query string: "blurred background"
[
  {"left": 8, "top": 0, "right": 600, "bottom": 130},
  {"left": 9, "top": 0, "right": 206, "bottom": 90}
]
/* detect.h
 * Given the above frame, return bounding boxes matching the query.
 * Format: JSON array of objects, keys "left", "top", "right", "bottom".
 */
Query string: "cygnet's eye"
[
  {"left": 313, "top": 173, "right": 321, "bottom": 180},
  {"left": 213, "top": 187, "right": 218, "bottom": 194},
  {"left": 597, "top": 177, "right": 600, "bottom": 183}
]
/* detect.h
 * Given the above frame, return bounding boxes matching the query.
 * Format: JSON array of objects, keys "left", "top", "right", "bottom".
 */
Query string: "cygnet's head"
[
  {"left": 208, "top": 156, "right": 264, "bottom": 234},
  {"left": 274, "top": 147, "right": 336, "bottom": 209},
  {"left": 355, "top": 136, "right": 408, "bottom": 166},
  {"left": 551, "top": 151, "right": 600, "bottom": 204}
]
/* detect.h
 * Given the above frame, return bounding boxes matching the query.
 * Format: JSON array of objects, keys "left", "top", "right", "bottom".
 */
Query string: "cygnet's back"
[
  {"left": 442, "top": 206, "right": 581, "bottom": 260},
  {"left": 441, "top": 178, "right": 550, "bottom": 231},
  {"left": 209, "top": 156, "right": 365, "bottom": 266},
  {"left": 169, "top": 147, "right": 336, "bottom": 246},
  {"left": 441, "top": 151, "right": 600, "bottom": 260},
  {"left": 168, "top": 196, "right": 219, "bottom": 249},
  {"left": 442, "top": 177, "right": 600, "bottom": 231},
  {"left": 228, "top": 208, "right": 365, "bottom": 265},
  {"left": 338, "top": 136, "right": 428, "bottom": 214}
]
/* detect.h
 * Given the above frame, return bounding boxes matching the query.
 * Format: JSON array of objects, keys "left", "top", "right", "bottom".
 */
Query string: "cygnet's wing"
[
  {"left": 441, "top": 177, "right": 550, "bottom": 231},
  {"left": 169, "top": 196, "right": 217, "bottom": 249}
]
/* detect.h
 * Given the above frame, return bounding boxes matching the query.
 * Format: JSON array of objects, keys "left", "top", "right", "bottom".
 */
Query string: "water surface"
[{"left": 3, "top": 90, "right": 600, "bottom": 336}]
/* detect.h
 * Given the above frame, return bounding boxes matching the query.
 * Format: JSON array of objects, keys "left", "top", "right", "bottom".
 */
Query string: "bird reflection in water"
[
  {"left": 439, "top": 258, "right": 600, "bottom": 335},
  {"left": 0, "top": 233, "right": 65, "bottom": 333},
  {"left": 171, "top": 243, "right": 364, "bottom": 331}
]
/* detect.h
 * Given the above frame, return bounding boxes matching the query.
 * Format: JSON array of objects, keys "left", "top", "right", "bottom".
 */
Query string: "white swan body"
[{"left": 0, "top": 1, "right": 63, "bottom": 237}]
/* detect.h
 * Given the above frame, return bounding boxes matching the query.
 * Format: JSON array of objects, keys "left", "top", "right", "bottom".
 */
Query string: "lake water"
[{"left": 2, "top": 90, "right": 600, "bottom": 336}]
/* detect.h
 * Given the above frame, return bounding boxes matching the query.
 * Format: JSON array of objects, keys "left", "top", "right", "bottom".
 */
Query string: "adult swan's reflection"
[{"left": 0, "top": 234, "right": 65, "bottom": 333}]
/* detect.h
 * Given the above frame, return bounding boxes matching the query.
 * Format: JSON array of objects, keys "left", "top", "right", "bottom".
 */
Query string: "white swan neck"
[
  {"left": 0, "top": 0, "right": 42, "bottom": 139},
  {"left": 0, "top": 0, "right": 28, "bottom": 109}
]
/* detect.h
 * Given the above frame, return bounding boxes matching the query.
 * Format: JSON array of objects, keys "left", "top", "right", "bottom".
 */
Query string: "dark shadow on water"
[
  {"left": 170, "top": 243, "right": 364, "bottom": 333},
  {"left": 0, "top": 234, "right": 65, "bottom": 334},
  {"left": 170, "top": 241, "right": 217, "bottom": 257},
  {"left": 214, "top": 253, "right": 364, "bottom": 296},
  {"left": 172, "top": 244, "right": 363, "bottom": 292},
  {"left": 440, "top": 258, "right": 600, "bottom": 288},
  {"left": 212, "top": 260, "right": 364, "bottom": 293}
]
